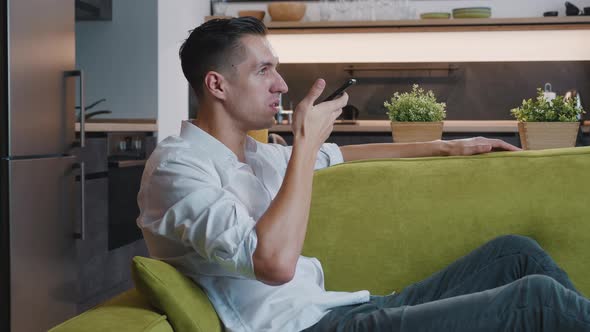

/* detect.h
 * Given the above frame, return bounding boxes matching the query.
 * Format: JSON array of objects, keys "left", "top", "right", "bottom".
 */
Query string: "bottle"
[
  {"left": 276, "top": 93, "right": 283, "bottom": 124},
  {"left": 543, "top": 83, "right": 556, "bottom": 102}
]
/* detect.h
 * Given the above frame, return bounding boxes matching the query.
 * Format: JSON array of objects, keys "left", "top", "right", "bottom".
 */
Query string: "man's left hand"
[{"left": 440, "top": 137, "right": 522, "bottom": 156}]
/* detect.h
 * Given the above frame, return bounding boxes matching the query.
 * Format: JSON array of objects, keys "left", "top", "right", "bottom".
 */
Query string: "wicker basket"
[
  {"left": 517, "top": 122, "right": 579, "bottom": 150},
  {"left": 390, "top": 121, "right": 444, "bottom": 143}
]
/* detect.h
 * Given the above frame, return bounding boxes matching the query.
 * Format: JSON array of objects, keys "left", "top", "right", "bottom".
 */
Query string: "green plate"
[
  {"left": 452, "top": 6, "right": 491, "bottom": 19},
  {"left": 453, "top": 7, "right": 492, "bottom": 12},
  {"left": 420, "top": 12, "right": 451, "bottom": 19},
  {"left": 453, "top": 12, "right": 492, "bottom": 19}
]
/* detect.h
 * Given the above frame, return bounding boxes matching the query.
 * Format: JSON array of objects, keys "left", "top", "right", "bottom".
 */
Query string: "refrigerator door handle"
[
  {"left": 73, "top": 162, "right": 86, "bottom": 240},
  {"left": 64, "top": 70, "right": 85, "bottom": 148}
]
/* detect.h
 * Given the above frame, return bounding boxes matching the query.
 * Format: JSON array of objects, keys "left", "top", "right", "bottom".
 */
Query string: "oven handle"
[{"left": 109, "top": 160, "right": 147, "bottom": 168}]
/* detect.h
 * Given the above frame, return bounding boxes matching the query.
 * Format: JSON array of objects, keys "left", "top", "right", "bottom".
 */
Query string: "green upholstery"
[
  {"left": 48, "top": 288, "right": 172, "bottom": 332},
  {"left": 131, "top": 256, "right": 223, "bottom": 332},
  {"left": 50, "top": 146, "right": 590, "bottom": 331},
  {"left": 304, "top": 147, "right": 590, "bottom": 297}
]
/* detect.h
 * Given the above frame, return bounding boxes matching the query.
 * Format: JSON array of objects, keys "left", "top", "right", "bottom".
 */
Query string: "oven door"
[{"left": 107, "top": 159, "right": 146, "bottom": 250}]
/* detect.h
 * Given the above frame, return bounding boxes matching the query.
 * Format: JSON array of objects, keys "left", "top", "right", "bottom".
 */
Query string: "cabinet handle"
[
  {"left": 73, "top": 162, "right": 86, "bottom": 240},
  {"left": 109, "top": 159, "right": 147, "bottom": 168},
  {"left": 64, "top": 70, "right": 86, "bottom": 148}
]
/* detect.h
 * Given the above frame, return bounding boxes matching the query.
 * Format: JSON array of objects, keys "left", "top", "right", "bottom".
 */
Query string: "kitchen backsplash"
[{"left": 189, "top": 61, "right": 590, "bottom": 121}]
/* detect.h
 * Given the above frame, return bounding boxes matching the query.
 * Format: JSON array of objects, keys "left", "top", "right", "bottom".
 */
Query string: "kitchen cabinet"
[
  {"left": 71, "top": 136, "right": 108, "bottom": 174},
  {"left": 75, "top": 0, "right": 112, "bottom": 21},
  {"left": 73, "top": 137, "right": 149, "bottom": 313},
  {"left": 75, "top": 177, "right": 108, "bottom": 312}
]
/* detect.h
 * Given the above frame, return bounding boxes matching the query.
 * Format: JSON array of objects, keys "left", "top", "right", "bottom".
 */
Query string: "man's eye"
[{"left": 258, "top": 68, "right": 267, "bottom": 75}]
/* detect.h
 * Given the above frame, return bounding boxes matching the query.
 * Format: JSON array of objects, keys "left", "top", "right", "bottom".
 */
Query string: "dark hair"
[{"left": 179, "top": 17, "right": 267, "bottom": 98}]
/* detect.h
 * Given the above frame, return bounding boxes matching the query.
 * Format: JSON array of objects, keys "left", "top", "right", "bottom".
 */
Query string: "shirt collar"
[{"left": 179, "top": 120, "right": 259, "bottom": 164}]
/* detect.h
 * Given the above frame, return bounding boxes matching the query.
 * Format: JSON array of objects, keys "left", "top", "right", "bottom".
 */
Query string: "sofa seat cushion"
[
  {"left": 131, "top": 256, "right": 223, "bottom": 332},
  {"left": 49, "top": 288, "right": 173, "bottom": 332}
]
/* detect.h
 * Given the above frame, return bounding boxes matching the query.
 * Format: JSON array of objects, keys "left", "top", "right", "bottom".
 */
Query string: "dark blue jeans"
[{"left": 303, "top": 235, "right": 590, "bottom": 331}]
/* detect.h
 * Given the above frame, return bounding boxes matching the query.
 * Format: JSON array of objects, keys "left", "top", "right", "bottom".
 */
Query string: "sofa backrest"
[{"left": 302, "top": 147, "right": 590, "bottom": 297}]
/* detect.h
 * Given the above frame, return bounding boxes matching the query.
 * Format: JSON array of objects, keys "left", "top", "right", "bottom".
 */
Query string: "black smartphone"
[{"left": 322, "top": 79, "right": 357, "bottom": 102}]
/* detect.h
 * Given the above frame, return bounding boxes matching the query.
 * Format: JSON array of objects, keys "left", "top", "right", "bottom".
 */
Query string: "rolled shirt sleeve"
[
  {"left": 138, "top": 140, "right": 344, "bottom": 280},
  {"left": 269, "top": 142, "right": 345, "bottom": 170},
  {"left": 316, "top": 143, "right": 344, "bottom": 169},
  {"left": 140, "top": 157, "right": 259, "bottom": 279}
]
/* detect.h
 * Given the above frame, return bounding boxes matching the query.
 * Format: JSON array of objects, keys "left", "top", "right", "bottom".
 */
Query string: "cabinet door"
[
  {"left": 71, "top": 137, "right": 108, "bottom": 174},
  {"left": 9, "top": 156, "right": 77, "bottom": 332},
  {"left": 75, "top": 177, "right": 108, "bottom": 312}
]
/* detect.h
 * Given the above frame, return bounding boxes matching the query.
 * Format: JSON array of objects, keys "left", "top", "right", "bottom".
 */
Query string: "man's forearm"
[
  {"left": 253, "top": 144, "right": 316, "bottom": 285},
  {"left": 340, "top": 140, "right": 448, "bottom": 162}
]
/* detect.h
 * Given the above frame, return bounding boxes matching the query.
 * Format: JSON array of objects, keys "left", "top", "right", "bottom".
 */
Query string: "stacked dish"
[
  {"left": 452, "top": 7, "right": 492, "bottom": 19},
  {"left": 420, "top": 12, "right": 451, "bottom": 19}
]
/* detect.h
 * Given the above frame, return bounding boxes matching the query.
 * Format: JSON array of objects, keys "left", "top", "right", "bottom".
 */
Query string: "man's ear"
[{"left": 204, "top": 71, "right": 228, "bottom": 100}]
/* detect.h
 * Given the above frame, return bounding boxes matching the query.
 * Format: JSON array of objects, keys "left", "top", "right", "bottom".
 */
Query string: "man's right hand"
[
  {"left": 253, "top": 79, "right": 347, "bottom": 286},
  {"left": 291, "top": 79, "right": 347, "bottom": 152}
]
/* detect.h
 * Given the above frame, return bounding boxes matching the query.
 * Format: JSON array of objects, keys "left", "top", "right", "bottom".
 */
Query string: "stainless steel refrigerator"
[{"left": 1, "top": 0, "right": 86, "bottom": 331}]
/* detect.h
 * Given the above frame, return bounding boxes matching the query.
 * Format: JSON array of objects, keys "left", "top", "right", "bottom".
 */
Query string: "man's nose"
[{"left": 272, "top": 73, "right": 288, "bottom": 94}]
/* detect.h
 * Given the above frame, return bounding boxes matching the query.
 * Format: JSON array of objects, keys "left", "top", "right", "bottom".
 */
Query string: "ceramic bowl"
[
  {"left": 238, "top": 10, "right": 266, "bottom": 21},
  {"left": 268, "top": 2, "right": 306, "bottom": 22}
]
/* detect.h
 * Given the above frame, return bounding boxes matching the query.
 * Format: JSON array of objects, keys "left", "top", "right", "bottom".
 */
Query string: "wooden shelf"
[
  {"left": 270, "top": 120, "right": 590, "bottom": 134},
  {"left": 267, "top": 16, "right": 590, "bottom": 34},
  {"left": 75, "top": 119, "right": 157, "bottom": 132}
]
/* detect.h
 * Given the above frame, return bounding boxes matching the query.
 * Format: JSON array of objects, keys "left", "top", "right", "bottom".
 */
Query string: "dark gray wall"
[{"left": 276, "top": 61, "right": 590, "bottom": 121}]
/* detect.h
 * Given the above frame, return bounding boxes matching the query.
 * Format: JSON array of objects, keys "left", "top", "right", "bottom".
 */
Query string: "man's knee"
[
  {"left": 517, "top": 275, "right": 561, "bottom": 304},
  {"left": 491, "top": 234, "right": 540, "bottom": 252}
]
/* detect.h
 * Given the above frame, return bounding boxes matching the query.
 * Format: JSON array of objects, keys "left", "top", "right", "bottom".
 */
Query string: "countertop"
[
  {"left": 270, "top": 120, "right": 590, "bottom": 133},
  {"left": 75, "top": 118, "right": 157, "bottom": 132},
  {"left": 74, "top": 119, "right": 590, "bottom": 134}
]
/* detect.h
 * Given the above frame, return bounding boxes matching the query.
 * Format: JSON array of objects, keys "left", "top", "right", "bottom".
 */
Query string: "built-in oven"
[{"left": 106, "top": 132, "right": 156, "bottom": 250}]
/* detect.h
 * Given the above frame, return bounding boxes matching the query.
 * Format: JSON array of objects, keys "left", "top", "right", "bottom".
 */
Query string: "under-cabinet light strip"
[{"left": 267, "top": 30, "right": 590, "bottom": 63}]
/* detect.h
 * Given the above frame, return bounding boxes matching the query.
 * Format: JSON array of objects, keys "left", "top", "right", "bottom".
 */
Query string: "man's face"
[{"left": 224, "top": 35, "right": 288, "bottom": 130}]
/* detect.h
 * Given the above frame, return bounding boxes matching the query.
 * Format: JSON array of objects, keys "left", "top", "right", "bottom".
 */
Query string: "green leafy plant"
[
  {"left": 510, "top": 89, "right": 585, "bottom": 122},
  {"left": 384, "top": 84, "right": 446, "bottom": 122}
]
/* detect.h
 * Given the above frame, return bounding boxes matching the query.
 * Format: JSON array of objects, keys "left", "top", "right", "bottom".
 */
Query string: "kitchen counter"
[
  {"left": 75, "top": 118, "right": 157, "bottom": 132},
  {"left": 271, "top": 120, "right": 590, "bottom": 133},
  {"left": 75, "top": 119, "right": 590, "bottom": 134}
]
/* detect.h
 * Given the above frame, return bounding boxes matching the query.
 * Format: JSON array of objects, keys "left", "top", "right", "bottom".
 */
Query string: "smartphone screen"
[{"left": 322, "top": 79, "right": 357, "bottom": 102}]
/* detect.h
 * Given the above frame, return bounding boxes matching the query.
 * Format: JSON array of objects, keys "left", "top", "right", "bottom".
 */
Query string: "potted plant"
[
  {"left": 384, "top": 84, "right": 447, "bottom": 143},
  {"left": 511, "top": 89, "right": 585, "bottom": 150}
]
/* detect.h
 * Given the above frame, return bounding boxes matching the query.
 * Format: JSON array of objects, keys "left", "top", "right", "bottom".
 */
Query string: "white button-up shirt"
[{"left": 137, "top": 121, "right": 370, "bottom": 332}]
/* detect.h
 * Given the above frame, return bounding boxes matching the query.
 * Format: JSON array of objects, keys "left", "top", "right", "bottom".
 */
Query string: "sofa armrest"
[{"left": 49, "top": 289, "right": 173, "bottom": 332}]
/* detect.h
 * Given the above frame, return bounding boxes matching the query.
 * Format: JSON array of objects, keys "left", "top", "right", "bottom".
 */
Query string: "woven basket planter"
[
  {"left": 517, "top": 122, "right": 579, "bottom": 150},
  {"left": 390, "top": 121, "right": 444, "bottom": 143}
]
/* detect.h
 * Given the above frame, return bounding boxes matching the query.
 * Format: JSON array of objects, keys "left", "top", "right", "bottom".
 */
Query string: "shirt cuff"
[{"left": 320, "top": 143, "right": 344, "bottom": 167}]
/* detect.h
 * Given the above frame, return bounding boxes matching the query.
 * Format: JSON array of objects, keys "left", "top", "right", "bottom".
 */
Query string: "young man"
[{"left": 137, "top": 17, "right": 590, "bottom": 332}]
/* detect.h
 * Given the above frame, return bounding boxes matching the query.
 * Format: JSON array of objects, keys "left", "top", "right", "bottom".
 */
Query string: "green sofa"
[{"left": 50, "top": 146, "right": 590, "bottom": 332}]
